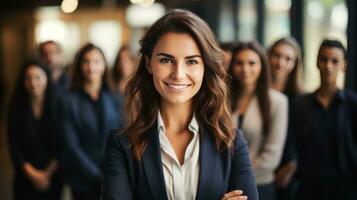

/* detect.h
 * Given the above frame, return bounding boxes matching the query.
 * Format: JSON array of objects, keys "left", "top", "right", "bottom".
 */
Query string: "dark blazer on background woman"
[
  {"left": 8, "top": 90, "right": 63, "bottom": 200},
  {"left": 60, "top": 87, "right": 123, "bottom": 191},
  {"left": 103, "top": 128, "right": 259, "bottom": 200}
]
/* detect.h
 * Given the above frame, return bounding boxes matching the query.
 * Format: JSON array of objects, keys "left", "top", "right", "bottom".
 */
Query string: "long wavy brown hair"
[
  {"left": 228, "top": 41, "right": 271, "bottom": 137},
  {"left": 124, "top": 9, "right": 234, "bottom": 160},
  {"left": 268, "top": 37, "right": 303, "bottom": 97}
]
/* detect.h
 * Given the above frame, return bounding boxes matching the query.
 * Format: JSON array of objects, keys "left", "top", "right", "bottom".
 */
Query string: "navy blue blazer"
[
  {"left": 60, "top": 88, "right": 123, "bottom": 190},
  {"left": 103, "top": 126, "right": 259, "bottom": 200}
]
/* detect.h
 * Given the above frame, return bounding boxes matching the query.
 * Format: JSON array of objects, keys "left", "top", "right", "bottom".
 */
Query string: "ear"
[{"left": 146, "top": 57, "right": 152, "bottom": 74}]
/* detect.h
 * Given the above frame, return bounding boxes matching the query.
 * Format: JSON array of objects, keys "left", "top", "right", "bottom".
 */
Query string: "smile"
[{"left": 165, "top": 83, "right": 191, "bottom": 90}]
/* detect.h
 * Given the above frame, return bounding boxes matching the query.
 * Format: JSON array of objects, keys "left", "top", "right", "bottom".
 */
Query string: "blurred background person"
[
  {"left": 112, "top": 45, "right": 137, "bottom": 95},
  {"left": 38, "top": 40, "right": 69, "bottom": 90},
  {"left": 7, "top": 60, "right": 63, "bottom": 200},
  {"left": 229, "top": 41, "right": 288, "bottom": 200},
  {"left": 59, "top": 43, "right": 123, "bottom": 200},
  {"left": 292, "top": 39, "right": 357, "bottom": 200},
  {"left": 268, "top": 37, "right": 303, "bottom": 200}
]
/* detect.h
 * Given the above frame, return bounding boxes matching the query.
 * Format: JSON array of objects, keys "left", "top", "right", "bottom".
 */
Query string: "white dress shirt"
[{"left": 157, "top": 111, "right": 200, "bottom": 200}]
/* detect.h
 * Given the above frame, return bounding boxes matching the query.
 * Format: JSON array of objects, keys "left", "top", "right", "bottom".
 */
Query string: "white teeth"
[{"left": 167, "top": 83, "right": 189, "bottom": 89}]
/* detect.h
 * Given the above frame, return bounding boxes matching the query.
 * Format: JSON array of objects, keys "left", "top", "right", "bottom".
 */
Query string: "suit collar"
[
  {"left": 196, "top": 128, "right": 220, "bottom": 199},
  {"left": 142, "top": 126, "right": 168, "bottom": 200},
  {"left": 142, "top": 125, "right": 221, "bottom": 200}
]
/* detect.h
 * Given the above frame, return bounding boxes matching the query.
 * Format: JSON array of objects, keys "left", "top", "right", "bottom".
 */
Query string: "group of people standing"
[
  {"left": 6, "top": 8, "right": 356, "bottom": 200},
  {"left": 7, "top": 40, "right": 136, "bottom": 199}
]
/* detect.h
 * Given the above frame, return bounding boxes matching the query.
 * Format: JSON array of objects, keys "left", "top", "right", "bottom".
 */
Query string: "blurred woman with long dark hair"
[
  {"left": 7, "top": 60, "right": 63, "bottom": 200},
  {"left": 268, "top": 37, "right": 303, "bottom": 200},
  {"left": 228, "top": 41, "right": 288, "bottom": 200},
  {"left": 60, "top": 43, "right": 123, "bottom": 200}
]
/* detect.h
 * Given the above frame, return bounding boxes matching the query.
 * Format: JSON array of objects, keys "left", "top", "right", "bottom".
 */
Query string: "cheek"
[
  {"left": 41, "top": 79, "right": 48, "bottom": 90},
  {"left": 192, "top": 67, "right": 204, "bottom": 83},
  {"left": 233, "top": 66, "right": 242, "bottom": 76},
  {"left": 254, "top": 66, "right": 262, "bottom": 77},
  {"left": 270, "top": 57, "right": 279, "bottom": 67}
]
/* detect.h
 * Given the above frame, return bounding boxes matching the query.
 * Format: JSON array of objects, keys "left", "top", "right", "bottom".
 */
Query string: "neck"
[
  {"left": 241, "top": 83, "right": 256, "bottom": 97},
  {"left": 272, "top": 76, "right": 287, "bottom": 92},
  {"left": 159, "top": 101, "right": 193, "bottom": 134},
  {"left": 52, "top": 67, "right": 63, "bottom": 83},
  {"left": 31, "top": 95, "right": 45, "bottom": 105},
  {"left": 315, "top": 83, "right": 338, "bottom": 109},
  {"left": 83, "top": 80, "right": 102, "bottom": 101},
  {"left": 317, "top": 83, "right": 337, "bottom": 97}
]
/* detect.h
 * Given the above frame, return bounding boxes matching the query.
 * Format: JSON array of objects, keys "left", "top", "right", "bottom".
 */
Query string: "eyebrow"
[{"left": 156, "top": 53, "right": 202, "bottom": 59}]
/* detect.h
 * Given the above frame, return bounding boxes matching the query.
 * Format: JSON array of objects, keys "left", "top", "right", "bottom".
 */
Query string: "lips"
[{"left": 165, "top": 82, "right": 191, "bottom": 90}]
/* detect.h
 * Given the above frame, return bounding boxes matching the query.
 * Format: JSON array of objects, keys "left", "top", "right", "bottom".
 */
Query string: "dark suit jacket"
[
  {"left": 292, "top": 90, "right": 357, "bottom": 180},
  {"left": 103, "top": 126, "right": 259, "bottom": 200},
  {"left": 60, "top": 88, "right": 123, "bottom": 191}
]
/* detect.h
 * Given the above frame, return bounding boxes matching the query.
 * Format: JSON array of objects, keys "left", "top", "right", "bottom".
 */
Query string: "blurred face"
[
  {"left": 317, "top": 47, "right": 346, "bottom": 85},
  {"left": 269, "top": 43, "right": 297, "bottom": 80},
  {"left": 118, "top": 49, "right": 135, "bottom": 78},
  {"left": 41, "top": 43, "right": 62, "bottom": 69},
  {"left": 81, "top": 49, "right": 106, "bottom": 84},
  {"left": 148, "top": 32, "right": 205, "bottom": 106},
  {"left": 24, "top": 65, "right": 48, "bottom": 98},
  {"left": 232, "top": 49, "right": 262, "bottom": 87}
]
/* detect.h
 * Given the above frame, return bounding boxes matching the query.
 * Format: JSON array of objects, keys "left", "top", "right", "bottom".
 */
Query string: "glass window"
[
  {"left": 238, "top": 0, "right": 257, "bottom": 41},
  {"left": 265, "top": 0, "right": 291, "bottom": 46},
  {"left": 89, "top": 21, "right": 122, "bottom": 66}
]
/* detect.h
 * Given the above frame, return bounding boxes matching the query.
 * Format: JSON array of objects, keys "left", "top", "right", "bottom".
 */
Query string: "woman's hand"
[
  {"left": 275, "top": 160, "right": 297, "bottom": 188},
  {"left": 23, "top": 162, "right": 50, "bottom": 191},
  {"left": 221, "top": 190, "right": 248, "bottom": 200}
]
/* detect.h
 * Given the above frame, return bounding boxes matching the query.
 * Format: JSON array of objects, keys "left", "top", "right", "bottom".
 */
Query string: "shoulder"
[
  {"left": 233, "top": 129, "right": 248, "bottom": 152},
  {"left": 344, "top": 89, "right": 357, "bottom": 103},
  {"left": 269, "top": 89, "right": 288, "bottom": 102},
  {"left": 269, "top": 89, "right": 288, "bottom": 109},
  {"left": 107, "top": 129, "right": 132, "bottom": 152}
]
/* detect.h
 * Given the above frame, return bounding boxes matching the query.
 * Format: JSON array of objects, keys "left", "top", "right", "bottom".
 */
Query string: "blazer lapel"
[
  {"left": 196, "top": 130, "right": 218, "bottom": 199},
  {"left": 100, "top": 91, "right": 112, "bottom": 133},
  {"left": 142, "top": 127, "right": 168, "bottom": 200}
]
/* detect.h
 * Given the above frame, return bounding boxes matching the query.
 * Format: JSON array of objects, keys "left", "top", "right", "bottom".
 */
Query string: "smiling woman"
[{"left": 103, "top": 9, "right": 259, "bottom": 200}]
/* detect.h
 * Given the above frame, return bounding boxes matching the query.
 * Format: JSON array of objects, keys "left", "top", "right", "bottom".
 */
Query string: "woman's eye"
[
  {"left": 160, "top": 58, "right": 173, "bottom": 63},
  {"left": 332, "top": 59, "right": 339, "bottom": 65},
  {"left": 187, "top": 59, "right": 198, "bottom": 65},
  {"left": 249, "top": 61, "right": 256, "bottom": 66}
]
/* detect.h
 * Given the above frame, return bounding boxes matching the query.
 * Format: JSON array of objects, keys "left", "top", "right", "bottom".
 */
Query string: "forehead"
[
  {"left": 319, "top": 47, "right": 344, "bottom": 58},
  {"left": 26, "top": 65, "right": 46, "bottom": 75},
  {"left": 42, "top": 43, "right": 59, "bottom": 52},
  {"left": 84, "top": 49, "right": 104, "bottom": 58},
  {"left": 152, "top": 32, "right": 201, "bottom": 56},
  {"left": 274, "top": 43, "right": 296, "bottom": 55},
  {"left": 235, "top": 49, "right": 260, "bottom": 59}
]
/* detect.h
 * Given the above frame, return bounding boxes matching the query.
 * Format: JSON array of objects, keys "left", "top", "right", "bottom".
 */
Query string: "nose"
[
  {"left": 30, "top": 78, "right": 37, "bottom": 86},
  {"left": 326, "top": 61, "right": 334, "bottom": 72},
  {"left": 87, "top": 62, "right": 98, "bottom": 72},
  {"left": 241, "top": 63, "right": 250, "bottom": 73},
  {"left": 170, "top": 61, "right": 185, "bottom": 80},
  {"left": 278, "top": 57, "right": 285, "bottom": 68}
]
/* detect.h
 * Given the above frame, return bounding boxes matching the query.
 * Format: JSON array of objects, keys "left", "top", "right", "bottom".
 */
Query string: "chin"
[{"left": 162, "top": 96, "right": 192, "bottom": 105}]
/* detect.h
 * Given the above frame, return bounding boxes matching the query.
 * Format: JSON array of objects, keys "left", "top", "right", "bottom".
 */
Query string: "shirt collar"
[
  {"left": 313, "top": 89, "right": 346, "bottom": 104},
  {"left": 157, "top": 110, "right": 199, "bottom": 135}
]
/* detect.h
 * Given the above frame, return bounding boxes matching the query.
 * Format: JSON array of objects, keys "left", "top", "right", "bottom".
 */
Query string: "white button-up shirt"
[{"left": 157, "top": 111, "right": 200, "bottom": 200}]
